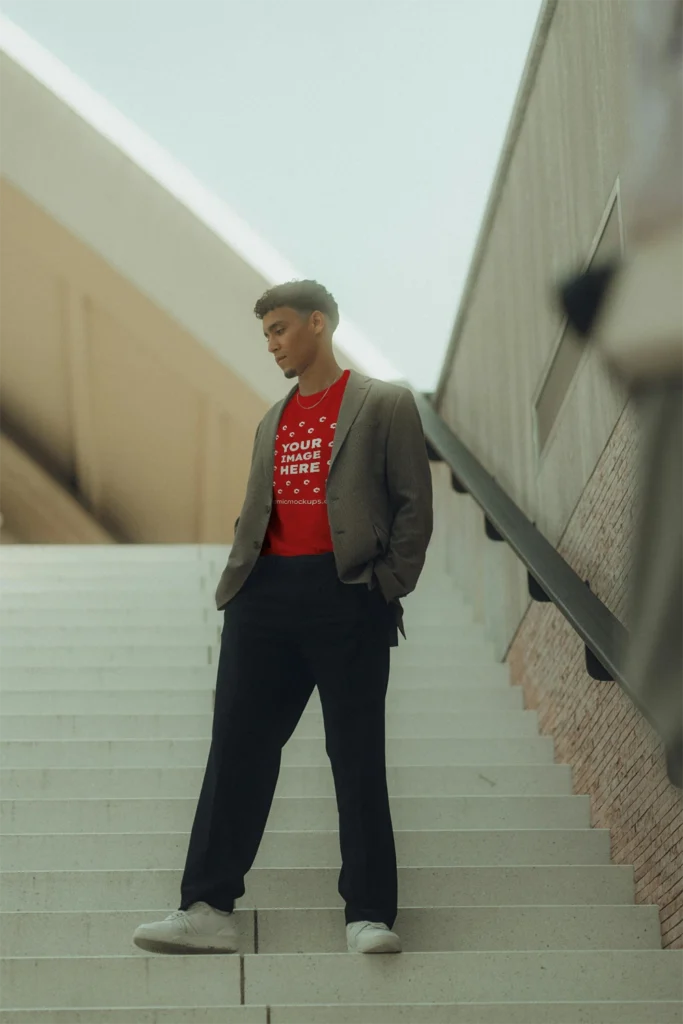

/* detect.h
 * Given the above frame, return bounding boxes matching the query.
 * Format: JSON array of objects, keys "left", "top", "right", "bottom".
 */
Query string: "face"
[{"left": 263, "top": 307, "right": 325, "bottom": 379}]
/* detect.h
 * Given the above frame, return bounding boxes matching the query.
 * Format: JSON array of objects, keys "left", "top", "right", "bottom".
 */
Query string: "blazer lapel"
[
  {"left": 260, "top": 371, "right": 371, "bottom": 479},
  {"left": 259, "top": 384, "right": 297, "bottom": 484},
  {"left": 329, "top": 370, "right": 371, "bottom": 470}
]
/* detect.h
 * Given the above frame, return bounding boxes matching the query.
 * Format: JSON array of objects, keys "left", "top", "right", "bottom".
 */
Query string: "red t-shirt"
[{"left": 262, "top": 370, "right": 351, "bottom": 557}]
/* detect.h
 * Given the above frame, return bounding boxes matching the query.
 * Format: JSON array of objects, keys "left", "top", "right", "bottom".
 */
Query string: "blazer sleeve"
[
  {"left": 234, "top": 418, "right": 264, "bottom": 534},
  {"left": 373, "top": 388, "right": 434, "bottom": 601}
]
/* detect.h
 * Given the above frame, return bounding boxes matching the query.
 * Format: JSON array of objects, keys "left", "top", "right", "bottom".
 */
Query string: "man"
[{"left": 133, "top": 280, "right": 433, "bottom": 956}]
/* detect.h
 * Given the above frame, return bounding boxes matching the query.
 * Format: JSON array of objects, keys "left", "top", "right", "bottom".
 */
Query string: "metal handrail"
[{"left": 414, "top": 392, "right": 662, "bottom": 735}]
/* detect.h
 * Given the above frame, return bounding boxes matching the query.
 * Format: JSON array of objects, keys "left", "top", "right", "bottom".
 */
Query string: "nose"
[{"left": 267, "top": 337, "right": 280, "bottom": 354}]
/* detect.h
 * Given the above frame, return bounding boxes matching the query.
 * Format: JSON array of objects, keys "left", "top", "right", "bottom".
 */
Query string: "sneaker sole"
[
  {"left": 348, "top": 938, "right": 403, "bottom": 954},
  {"left": 133, "top": 934, "right": 239, "bottom": 955}
]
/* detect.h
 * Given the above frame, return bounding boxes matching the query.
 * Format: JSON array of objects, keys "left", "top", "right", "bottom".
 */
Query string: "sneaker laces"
[
  {"left": 164, "top": 909, "right": 192, "bottom": 926},
  {"left": 354, "top": 921, "right": 388, "bottom": 934}
]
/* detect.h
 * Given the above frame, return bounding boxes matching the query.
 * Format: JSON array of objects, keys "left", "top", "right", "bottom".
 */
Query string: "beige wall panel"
[
  {"left": 216, "top": 411, "right": 256, "bottom": 544},
  {"left": 0, "top": 433, "right": 114, "bottom": 544},
  {"left": 436, "top": 0, "right": 631, "bottom": 654},
  {"left": 535, "top": 344, "right": 626, "bottom": 543},
  {"left": 86, "top": 303, "right": 203, "bottom": 543},
  {"left": 0, "top": 180, "right": 269, "bottom": 543},
  {"left": 0, "top": 236, "right": 73, "bottom": 475}
]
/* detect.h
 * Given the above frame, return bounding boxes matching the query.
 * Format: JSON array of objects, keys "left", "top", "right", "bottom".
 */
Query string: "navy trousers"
[{"left": 179, "top": 553, "right": 397, "bottom": 927}]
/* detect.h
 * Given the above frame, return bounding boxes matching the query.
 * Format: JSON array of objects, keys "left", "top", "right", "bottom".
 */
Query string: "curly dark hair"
[{"left": 253, "top": 280, "right": 340, "bottom": 331}]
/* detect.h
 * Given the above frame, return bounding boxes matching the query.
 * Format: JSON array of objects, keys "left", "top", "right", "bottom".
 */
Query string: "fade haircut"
[{"left": 254, "top": 280, "right": 340, "bottom": 332}]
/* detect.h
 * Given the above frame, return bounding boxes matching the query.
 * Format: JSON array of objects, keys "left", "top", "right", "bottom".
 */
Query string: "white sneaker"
[
  {"left": 133, "top": 902, "right": 239, "bottom": 954},
  {"left": 346, "top": 921, "right": 402, "bottom": 954}
]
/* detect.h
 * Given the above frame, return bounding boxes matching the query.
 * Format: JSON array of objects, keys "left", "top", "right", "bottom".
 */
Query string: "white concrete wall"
[{"left": 434, "top": 0, "right": 632, "bottom": 657}]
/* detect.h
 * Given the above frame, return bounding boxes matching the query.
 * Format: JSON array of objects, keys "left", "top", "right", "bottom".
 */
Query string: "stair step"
[
  {"left": 0, "top": 565, "right": 218, "bottom": 581},
  {"left": 0, "top": 579, "right": 210, "bottom": 595},
  {"left": 0, "top": 647, "right": 500, "bottom": 670},
  {"left": 2, "top": 908, "right": 258, "bottom": 956},
  {"left": 0, "top": 795, "right": 591, "bottom": 833},
  {"left": 0, "top": 607, "right": 478, "bottom": 629},
  {"left": 0, "top": 647, "right": 214, "bottom": 669},
  {"left": 0, "top": 736, "right": 557, "bottom": 768},
  {"left": 2, "top": 1003, "right": 681, "bottom": 1024},
  {"left": 0, "top": 627, "right": 220, "bottom": 647},
  {"left": 397, "top": 628, "right": 490, "bottom": 645},
  {"left": 0, "top": 827, "right": 612, "bottom": 871},
  {"left": 0, "top": 625, "right": 488, "bottom": 649},
  {"left": 2, "top": 951, "right": 679, "bottom": 1010},
  {"left": 1, "top": 547, "right": 676, "bottom": 1022},
  {"left": 0, "top": 663, "right": 510, "bottom": 690},
  {"left": 1, "top": 1011, "right": 260, "bottom": 1024},
  {"left": 0, "top": 591, "right": 217, "bottom": 609},
  {"left": 0, "top": 763, "right": 570, "bottom": 800},
  {"left": 0, "top": 685, "right": 524, "bottom": 714},
  {"left": 1, "top": 903, "right": 662, "bottom": 957},
  {"left": 0, "top": 865, "right": 633, "bottom": 912},
  {"left": 0, "top": 544, "right": 229, "bottom": 562},
  {"left": 0, "top": 709, "right": 539, "bottom": 740},
  {"left": 0, "top": 608, "right": 218, "bottom": 628},
  {"left": 246, "top": 951, "right": 683, "bottom": 1006},
  {"left": 1, "top": 954, "right": 241, "bottom": 1010},
  {"left": 257, "top": 904, "right": 663, "bottom": 953},
  {"left": 392, "top": 644, "right": 494, "bottom": 665},
  {"left": 270, "top": 1001, "right": 683, "bottom": 1024}
]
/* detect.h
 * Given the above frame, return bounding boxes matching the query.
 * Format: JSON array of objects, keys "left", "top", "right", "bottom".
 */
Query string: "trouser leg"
[
  {"left": 301, "top": 560, "right": 397, "bottom": 927},
  {"left": 180, "top": 564, "right": 314, "bottom": 911}
]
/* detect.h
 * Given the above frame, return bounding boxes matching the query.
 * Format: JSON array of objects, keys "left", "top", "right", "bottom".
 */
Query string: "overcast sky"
[{"left": 0, "top": 0, "right": 541, "bottom": 389}]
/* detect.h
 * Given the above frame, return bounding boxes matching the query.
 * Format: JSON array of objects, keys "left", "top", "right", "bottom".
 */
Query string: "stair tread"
[{"left": 1, "top": 551, "right": 676, "bottom": 1021}]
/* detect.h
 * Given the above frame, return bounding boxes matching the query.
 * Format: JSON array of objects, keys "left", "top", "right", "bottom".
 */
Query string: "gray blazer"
[{"left": 215, "top": 371, "right": 434, "bottom": 639}]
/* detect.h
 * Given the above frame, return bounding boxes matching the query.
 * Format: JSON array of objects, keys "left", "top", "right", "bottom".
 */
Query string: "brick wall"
[{"left": 507, "top": 402, "right": 683, "bottom": 949}]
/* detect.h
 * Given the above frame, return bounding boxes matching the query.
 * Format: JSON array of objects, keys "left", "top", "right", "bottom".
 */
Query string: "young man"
[{"left": 133, "top": 280, "right": 433, "bottom": 955}]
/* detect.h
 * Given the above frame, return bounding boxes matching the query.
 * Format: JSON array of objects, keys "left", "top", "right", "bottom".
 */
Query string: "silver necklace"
[{"left": 296, "top": 373, "right": 342, "bottom": 411}]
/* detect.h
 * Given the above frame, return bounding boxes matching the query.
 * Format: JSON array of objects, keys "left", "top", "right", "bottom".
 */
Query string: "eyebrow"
[{"left": 264, "top": 320, "right": 286, "bottom": 337}]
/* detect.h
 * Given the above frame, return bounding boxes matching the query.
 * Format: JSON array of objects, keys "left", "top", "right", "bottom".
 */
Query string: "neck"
[{"left": 297, "top": 357, "right": 343, "bottom": 396}]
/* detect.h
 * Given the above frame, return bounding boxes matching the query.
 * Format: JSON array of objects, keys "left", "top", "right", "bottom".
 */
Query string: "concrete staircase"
[{"left": 0, "top": 545, "right": 680, "bottom": 1023}]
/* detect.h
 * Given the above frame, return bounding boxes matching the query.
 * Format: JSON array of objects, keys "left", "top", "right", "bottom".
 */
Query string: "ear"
[{"left": 310, "top": 310, "right": 325, "bottom": 335}]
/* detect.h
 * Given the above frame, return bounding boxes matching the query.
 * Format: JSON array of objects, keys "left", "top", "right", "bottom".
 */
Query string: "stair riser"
[
  {"left": 0, "top": 1010, "right": 257, "bottom": 1023},
  {"left": 0, "top": 688, "right": 524, "bottom": 715},
  {"left": 0, "top": 545, "right": 229, "bottom": 562},
  {"left": 2, "top": 648, "right": 501, "bottom": 670},
  {"left": 2, "top": 952, "right": 679, "bottom": 1010},
  {"left": 243, "top": 951, "right": 682, "bottom": 1007},
  {"left": 0, "top": 664, "right": 510, "bottom": 690},
  {"left": 0, "top": 629, "right": 488, "bottom": 648},
  {"left": 1, "top": 908, "right": 257, "bottom": 956},
  {"left": 1, "top": 763, "right": 571, "bottom": 800},
  {"left": 0, "top": 609, "right": 216, "bottom": 628},
  {"left": 268, "top": 1003, "right": 683, "bottom": 1024},
  {"left": 0, "top": 1011, "right": 262, "bottom": 1019},
  {"left": 0, "top": 795, "right": 590, "bottom": 834},
  {"left": 0, "top": 736, "right": 556, "bottom": 768},
  {"left": 0, "top": 628, "right": 220, "bottom": 647},
  {"left": 0, "top": 593, "right": 216, "bottom": 609},
  {"left": 0, "top": 649, "right": 213, "bottom": 669},
  {"left": 392, "top": 645, "right": 494, "bottom": 665},
  {"left": 1, "top": 956, "right": 240, "bottom": 1010},
  {"left": 0, "top": 581, "right": 209, "bottom": 595},
  {"left": 257, "top": 905, "right": 663, "bottom": 953},
  {"left": 1, "top": 905, "right": 661, "bottom": 957},
  {"left": 0, "top": 567, "right": 218, "bottom": 581},
  {"left": 0, "top": 828, "right": 611, "bottom": 871},
  {"left": 0, "top": 866, "right": 634, "bottom": 913},
  {"left": 0, "top": 710, "right": 539, "bottom": 740}
]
